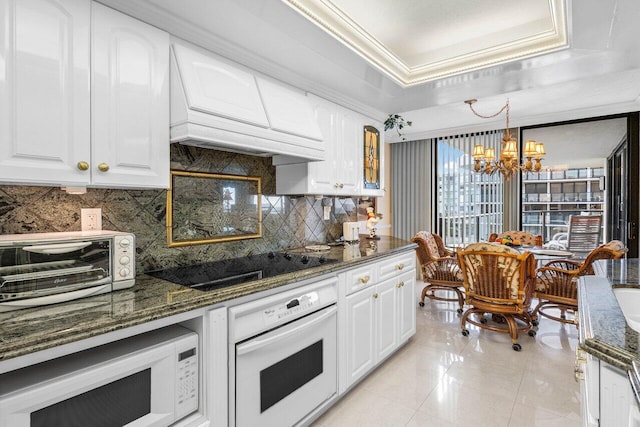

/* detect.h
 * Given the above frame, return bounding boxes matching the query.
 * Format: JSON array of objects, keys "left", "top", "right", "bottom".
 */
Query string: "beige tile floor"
[{"left": 313, "top": 285, "right": 581, "bottom": 426}]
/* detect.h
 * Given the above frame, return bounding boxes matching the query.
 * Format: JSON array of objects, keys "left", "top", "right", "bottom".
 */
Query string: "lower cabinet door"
[
  {"left": 344, "top": 287, "right": 376, "bottom": 388},
  {"left": 375, "top": 278, "right": 398, "bottom": 362},
  {"left": 397, "top": 271, "right": 417, "bottom": 343}
]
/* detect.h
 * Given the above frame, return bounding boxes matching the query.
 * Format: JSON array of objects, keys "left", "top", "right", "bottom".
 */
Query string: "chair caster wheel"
[
  {"left": 480, "top": 317, "right": 488, "bottom": 324},
  {"left": 456, "top": 308, "right": 463, "bottom": 314},
  {"left": 531, "top": 320, "right": 539, "bottom": 326},
  {"left": 528, "top": 330, "right": 537, "bottom": 337},
  {"left": 512, "top": 343, "right": 522, "bottom": 351},
  {"left": 461, "top": 329, "right": 469, "bottom": 336},
  {"left": 418, "top": 302, "right": 425, "bottom": 307}
]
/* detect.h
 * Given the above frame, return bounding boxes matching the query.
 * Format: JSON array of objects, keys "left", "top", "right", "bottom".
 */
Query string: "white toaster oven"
[{"left": 0, "top": 230, "right": 135, "bottom": 311}]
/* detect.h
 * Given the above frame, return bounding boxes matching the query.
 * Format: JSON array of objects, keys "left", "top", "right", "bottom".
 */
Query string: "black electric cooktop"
[{"left": 147, "top": 252, "right": 337, "bottom": 292}]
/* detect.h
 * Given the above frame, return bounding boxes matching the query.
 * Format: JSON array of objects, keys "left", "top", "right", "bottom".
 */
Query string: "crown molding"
[{"left": 283, "top": 0, "right": 569, "bottom": 87}]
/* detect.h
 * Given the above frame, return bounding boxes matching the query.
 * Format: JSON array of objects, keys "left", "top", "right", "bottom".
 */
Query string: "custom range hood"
[{"left": 170, "top": 41, "right": 324, "bottom": 163}]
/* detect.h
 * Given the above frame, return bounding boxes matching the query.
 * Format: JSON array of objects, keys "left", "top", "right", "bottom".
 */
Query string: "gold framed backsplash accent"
[{"left": 167, "top": 170, "right": 262, "bottom": 247}]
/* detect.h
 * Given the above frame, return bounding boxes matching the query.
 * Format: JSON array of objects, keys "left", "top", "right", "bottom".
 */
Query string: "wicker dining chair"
[
  {"left": 533, "top": 240, "right": 627, "bottom": 326},
  {"left": 411, "top": 231, "right": 465, "bottom": 313},
  {"left": 457, "top": 242, "right": 537, "bottom": 351},
  {"left": 489, "top": 231, "right": 543, "bottom": 247}
]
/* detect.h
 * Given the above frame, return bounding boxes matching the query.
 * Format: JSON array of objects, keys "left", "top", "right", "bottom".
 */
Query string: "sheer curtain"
[{"left": 391, "top": 131, "right": 505, "bottom": 246}]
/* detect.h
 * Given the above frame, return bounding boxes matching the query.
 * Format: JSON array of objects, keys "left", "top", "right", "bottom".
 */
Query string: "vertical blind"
[
  {"left": 390, "top": 139, "right": 435, "bottom": 241},
  {"left": 391, "top": 131, "right": 505, "bottom": 246}
]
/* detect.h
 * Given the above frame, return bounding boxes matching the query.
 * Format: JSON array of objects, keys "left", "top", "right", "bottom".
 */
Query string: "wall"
[{"left": 0, "top": 145, "right": 359, "bottom": 273}]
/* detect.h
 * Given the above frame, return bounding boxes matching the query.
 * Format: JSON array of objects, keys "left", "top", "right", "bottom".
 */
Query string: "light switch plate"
[{"left": 81, "top": 208, "right": 102, "bottom": 231}]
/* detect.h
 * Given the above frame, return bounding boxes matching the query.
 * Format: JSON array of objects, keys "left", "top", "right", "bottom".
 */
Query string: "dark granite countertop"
[
  {"left": 579, "top": 259, "right": 640, "bottom": 370},
  {"left": 0, "top": 236, "right": 416, "bottom": 365}
]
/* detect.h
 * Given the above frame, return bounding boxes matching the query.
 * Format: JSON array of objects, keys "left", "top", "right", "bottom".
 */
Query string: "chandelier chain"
[{"left": 467, "top": 102, "right": 509, "bottom": 120}]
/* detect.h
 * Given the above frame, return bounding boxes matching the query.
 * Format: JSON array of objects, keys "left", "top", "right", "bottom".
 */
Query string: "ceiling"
[
  {"left": 282, "top": 0, "right": 568, "bottom": 87},
  {"left": 98, "top": 0, "right": 640, "bottom": 141}
]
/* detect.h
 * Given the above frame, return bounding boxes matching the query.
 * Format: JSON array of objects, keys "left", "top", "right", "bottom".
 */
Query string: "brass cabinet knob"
[
  {"left": 97, "top": 163, "right": 109, "bottom": 172},
  {"left": 373, "top": 293, "right": 378, "bottom": 299},
  {"left": 77, "top": 161, "right": 89, "bottom": 171},
  {"left": 396, "top": 263, "right": 405, "bottom": 270},
  {"left": 359, "top": 275, "right": 370, "bottom": 284},
  {"left": 397, "top": 281, "right": 405, "bottom": 288}
]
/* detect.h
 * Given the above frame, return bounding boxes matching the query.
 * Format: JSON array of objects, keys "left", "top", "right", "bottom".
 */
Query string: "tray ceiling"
[{"left": 283, "top": 0, "right": 568, "bottom": 87}]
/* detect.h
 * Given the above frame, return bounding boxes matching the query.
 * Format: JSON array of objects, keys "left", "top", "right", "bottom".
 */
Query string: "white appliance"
[
  {"left": 170, "top": 40, "right": 324, "bottom": 163},
  {"left": 0, "top": 325, "right": 198, "bottom": 427},
  {"left": 342, "top": 221, "right": 360, "bottom": 242},
  {"left": 229, "top": 277, "right": 338, "bottom": 427},
  {"left": 0, "top": 230, "right": 136, "bottom": 311}
]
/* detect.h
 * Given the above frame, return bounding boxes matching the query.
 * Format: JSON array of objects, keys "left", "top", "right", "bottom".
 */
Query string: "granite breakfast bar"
[
  {"left": 578, "top": 258, "right": 640, "bottom": 426},
  {"left": 581, "top": 258, "right": 640, "bottom": 370}
]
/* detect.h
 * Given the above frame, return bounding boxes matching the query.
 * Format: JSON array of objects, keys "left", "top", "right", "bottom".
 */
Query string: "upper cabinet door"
[
  {"left": 172, "top": 43, "right": 269, "bottom": 128},
  {"left": 91, "top": 3, "right": 170, "bottom": 188},
  {"left": 0, "top": 0, "right": 91, "bottom": 186}
]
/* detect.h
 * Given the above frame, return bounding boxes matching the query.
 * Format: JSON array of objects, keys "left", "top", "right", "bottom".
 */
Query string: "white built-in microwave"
[{"left": 0, "top": 325, "right": 198, "bottom": 427}]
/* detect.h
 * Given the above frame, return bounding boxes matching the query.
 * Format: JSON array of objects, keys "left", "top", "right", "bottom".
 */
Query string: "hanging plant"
[{"left": 384, "top": 114, "right": 412, "bottom": 140}]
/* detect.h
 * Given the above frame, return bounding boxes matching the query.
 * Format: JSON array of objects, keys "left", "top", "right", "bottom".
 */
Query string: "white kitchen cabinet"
[
  {"left": 397, "top": 271, "right": 417, "bottom": 343},
  {"left": 0, "top": 0, "right": 169, "bottom": 189},
  {"left": 0, "top": 0, "right": 91, "bottom": 186},
  {"left": 275, "top": 94, "right": 384, "bottom": 196},
  {"left": 339, "top": 252, "right": 416, "bottom": 392},
  {"left": 344, "top": 285, "right": 376, "bottom": 388},
  {"left": 91, "top": 2, "right": 170, "bottom": 188},
  {"left": 599, "top": 361, "right": 637, "bottom": 427}
]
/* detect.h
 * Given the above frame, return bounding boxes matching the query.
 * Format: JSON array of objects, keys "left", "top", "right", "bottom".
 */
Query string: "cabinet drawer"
[
  {"left": 345, "top": 263, "right": 377, "bottom": 295},
  {"left": 378, "top": 252, "right": 415, "bottom": 282}
]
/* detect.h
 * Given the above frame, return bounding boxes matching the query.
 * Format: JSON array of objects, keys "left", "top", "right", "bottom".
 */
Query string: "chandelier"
[{"left": 464, "top": 98, "right": 545, "bottom": 180}]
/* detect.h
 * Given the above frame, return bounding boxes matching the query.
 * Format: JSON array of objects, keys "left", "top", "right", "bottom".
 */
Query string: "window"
[{"left": 437, "top": 131, "right": 503, "bottom": 247}]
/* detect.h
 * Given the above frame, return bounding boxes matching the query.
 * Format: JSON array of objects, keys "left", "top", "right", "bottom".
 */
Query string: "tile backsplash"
[{"left": 0, "top": 145, "right": 361, "bottom": 272}]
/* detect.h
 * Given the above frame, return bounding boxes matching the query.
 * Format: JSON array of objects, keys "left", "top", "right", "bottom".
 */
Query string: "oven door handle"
[
  {"left": 23, "top": 242, "right": 92, "bottom": 254},
  {"left": 237, "top": 305, "right": 336, "bottom": 356}
]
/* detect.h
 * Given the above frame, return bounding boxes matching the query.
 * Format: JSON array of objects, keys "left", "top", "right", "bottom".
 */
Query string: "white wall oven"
[
  {"left": 0, "top": 325, "right": 198, "bottom": 427},
  {"left": 229, "top": 277, "right": 338, "bottom": 427}
]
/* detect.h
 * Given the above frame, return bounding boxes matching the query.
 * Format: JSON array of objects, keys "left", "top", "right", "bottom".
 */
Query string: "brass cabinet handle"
[
  {"left": 396, "top": 281, "right": 405, "bottom": 288},
  {"left": 77, "top": 161, "right": 89, "bottom": 171},
  {"left": 373, "top": 293, "right": 378, "bottom": 299},
  {"left": 358, "top": 275, "right": 370, "bottom": 284},
  {"left": 396, "top": 263, "right": 405, "bottom": 270},
  {"left": 97, "top": 163, "right": 109, "bottom": 172}
]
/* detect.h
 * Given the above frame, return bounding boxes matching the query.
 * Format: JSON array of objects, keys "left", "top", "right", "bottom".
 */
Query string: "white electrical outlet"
[
  {"left": 323, "top": 206, "right": 331, "bottom": 220},
  {"left": 81, "top": 208, "right": 102, "bottom": 231}
]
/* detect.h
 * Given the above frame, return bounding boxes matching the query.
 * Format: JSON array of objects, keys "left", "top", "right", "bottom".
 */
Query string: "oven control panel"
[
  {"left": 113, "top": 234, "right": 135, "bottom": 285},
  {"left": 263, "top": 291, "right": 320, "bottom": 326},
  {"left": 230, "top": 276, "right": 338, "bottom": 341}
]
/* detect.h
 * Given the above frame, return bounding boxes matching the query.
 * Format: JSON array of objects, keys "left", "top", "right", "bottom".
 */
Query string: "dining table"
[{"left": 516, "top": 246, "right": 575, "bottom": 267}]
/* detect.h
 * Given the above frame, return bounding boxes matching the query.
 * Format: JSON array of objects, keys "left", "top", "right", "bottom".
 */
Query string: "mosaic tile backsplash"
[{"left": 0, "top": 145, "right": 361, "bottom": 273}]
